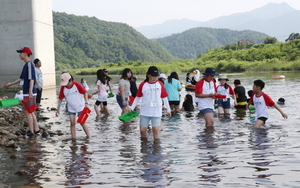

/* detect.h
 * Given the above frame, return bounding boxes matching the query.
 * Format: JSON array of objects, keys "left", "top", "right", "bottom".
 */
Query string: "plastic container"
[
  {"left": 118, "top": 111, "right": 139, "bottom": 122},
  {"left": 128, "top": 96, "right": 135, "bottom": 105},
  {"left": 107, "top": 93, "right": 114, "bottom": 98},
  {"left": 77, "top": 107, "right": 91, "bottom": 124},
  {"left": 249, "top": 106, "right": 256, "bottom": 113},
  {"left": 22, "top": 97, "right": 38, "bottom": 113},
  {"left": 0, "top": 98, "right": 19, "bottom": 107},
  {"left": 214, "top": 94, "right": 226, "bottom": 99}
]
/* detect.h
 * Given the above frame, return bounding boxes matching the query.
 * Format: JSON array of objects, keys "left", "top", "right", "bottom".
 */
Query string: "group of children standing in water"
[{"left": 55, "top": 66, "right": 288, "bottom": 140}]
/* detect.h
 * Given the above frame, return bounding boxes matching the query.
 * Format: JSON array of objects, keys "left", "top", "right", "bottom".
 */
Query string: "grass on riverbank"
[{"left": 63, "top": 39, "right": 300, "bottom": 75}]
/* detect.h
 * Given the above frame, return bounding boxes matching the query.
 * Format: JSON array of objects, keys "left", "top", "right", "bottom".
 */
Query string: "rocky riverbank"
[{"left": 0, "top": 105, "right": 64, "bottom": 149}]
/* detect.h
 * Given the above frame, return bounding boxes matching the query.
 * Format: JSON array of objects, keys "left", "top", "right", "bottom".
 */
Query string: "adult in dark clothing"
[{"left": 233, "top": 79, "right": 247, "bottom": 109}]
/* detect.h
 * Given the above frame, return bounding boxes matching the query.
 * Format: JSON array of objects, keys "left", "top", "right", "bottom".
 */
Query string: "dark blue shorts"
[
  {"left": 116, "top": 95, "right": 128, "bottom": 109},
  {"left": 217, "top": 98, "right": 231, "bottom": 109}
]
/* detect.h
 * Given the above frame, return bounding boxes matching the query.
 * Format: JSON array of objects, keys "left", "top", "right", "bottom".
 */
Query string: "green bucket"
[
  {"left": 0, "top": 98, "right": 20, "bottom": 107},
  {"left": 118, "top": 111, "right": 139, "bottom": 122}
]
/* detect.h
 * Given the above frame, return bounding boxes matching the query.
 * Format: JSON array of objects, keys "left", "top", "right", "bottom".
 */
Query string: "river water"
[{"left": 0, "top": 72, "right": 299, "bottom": 188}]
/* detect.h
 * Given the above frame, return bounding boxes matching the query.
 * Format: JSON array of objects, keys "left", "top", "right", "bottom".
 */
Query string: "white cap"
[{"left": 159, "top": 73, "right": 167, "bottom": 79}]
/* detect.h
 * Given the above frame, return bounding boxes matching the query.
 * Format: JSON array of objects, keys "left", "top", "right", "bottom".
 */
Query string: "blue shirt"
[
  {"left": 164, "top": 78, "right": 181, "bottom": 101},
  {"left": 20, "top": 61, "right": 37, "bottom": 95}
]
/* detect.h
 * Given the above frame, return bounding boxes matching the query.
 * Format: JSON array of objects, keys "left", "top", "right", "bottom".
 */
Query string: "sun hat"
[
  {"left": 218, "top": 74, "right": 229, "bottom": 81},
  {"left": 60, "top": 73, "right": 71, "bottom": 86},
  {"left": 147, "top": 66, "right": 159, "bottom": 76},
  {"left": 16, "top": 47, "right": 32, "bottom": 55},
  {"left": 159, "top": 73, "right": 167, "bottom": 79},
  {"left": 202, "top": 67, "right": 219, "bottom": 76}
]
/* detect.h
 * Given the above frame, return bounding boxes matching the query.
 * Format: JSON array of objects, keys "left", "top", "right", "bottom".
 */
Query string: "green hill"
[
  {"left": 53, "top": 12, "right": 175, "bottom": 70},
  {"left": 155, "top": 27, "right": 269, "bottom": 59}
]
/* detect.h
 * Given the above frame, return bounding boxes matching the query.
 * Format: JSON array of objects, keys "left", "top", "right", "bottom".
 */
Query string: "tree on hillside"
[
  {"left": 285, "top": 33, "right": 300, "bottom": 42},
  {"left": 264, "top": 36, "right": 278, "bottom": 44}
]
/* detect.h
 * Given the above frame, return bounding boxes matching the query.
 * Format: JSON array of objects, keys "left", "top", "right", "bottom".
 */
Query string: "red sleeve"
[
  {"left": 158, "top": 81, "right": 168, "bottom": 98},
  {"left": 228, "top": 85, "right": 235, "bottom": 95},
  {"left": 58, "top": 86, "right": 65, "bottom": 100},
  {"left": 136, "top": 81, "right": 145, "bottom": 97},
  {"left": 213, "top": 80, "right": 217, "bottom": 92},
  {"left": 250, "top": 93, "right": 255, "bottom": 102},
  {"left": 262, "top": 93, "right": 275, "bottom": 106},
  {"left": 195, "top": 78, "right": 204, "bottom": 94},
  {"left": 74, "top": 82, "right": 87, "bottom": 94}
]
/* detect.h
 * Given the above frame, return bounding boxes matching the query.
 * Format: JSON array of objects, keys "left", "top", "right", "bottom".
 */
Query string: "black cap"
[
  {"left": 147, "top": 66, "right": 159, "bottom": 76},
  {"left": 202, "top": 67, "right": 219, "bottom": 76}
]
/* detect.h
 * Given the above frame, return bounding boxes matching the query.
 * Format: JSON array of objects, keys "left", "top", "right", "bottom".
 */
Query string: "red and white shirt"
[
  {"left": 195, "top": 78, "right": 217, "bottom": 110},
  {"left": 134, "top": 80, "right": 169, "bottom": 117},
  {"left": 216, "top": 85, "right": 235, "bottom": 98},
  {"left": 250, "top": 92, "right": 275, "bottom": 119},
  {"left": 58, "top": 81, "right": 87, "bottom": 113}
]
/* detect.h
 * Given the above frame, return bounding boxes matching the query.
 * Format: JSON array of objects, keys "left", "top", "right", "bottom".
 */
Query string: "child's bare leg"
[
  {"left": 254, "top": 119, "right": 264, "bottom": 128},
  {"left": 140, "top": 125, "right": 148, "bottom": 139},
  {"left": 94, "top": 104, "right": 101, "bottom": 117},
  {"left": 224, "top": 109, "right": 230, "bottom": 115},
  {"left": 152, "top": 126, "right": 160, "bottom": 140},
  {"left": 203, "top": 112, "right": 214, "bottom": 127},
  {"left": 69, "top": 114, "right": 76, "bottom": 138},
  {"left": 174, "top": 105, "right": 180, "bottom": 112},
  {"left": 218, "top": 107, "right": 224, "bottom": 114},
  {"left": 104, "top": 106, "right": 110, "bottom": 115},
  {"left": 81, "top": 123, "right": 90, "bottom": 138},
  {"left": 32, "top": 113, "right": 40, "bottom": 132},
  {"left": 24, "top": 110, "right": 34, "bottom": 132}
]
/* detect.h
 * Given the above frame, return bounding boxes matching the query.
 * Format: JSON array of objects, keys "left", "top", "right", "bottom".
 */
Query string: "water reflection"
[
  {"left": 139, "top": 139, "right": 168, "bottom": 185},
  {"left": 24, "top": 138, "right": 43, "bottom": 186},
  {"left": 64, "top": 143, "right": 92, "bottom": 186},
  {"left": 197, "top": 127, "right": 223, "bottom": 185},
  {"left": 248, "top": 128, "right": 274, "bottom": 179}
]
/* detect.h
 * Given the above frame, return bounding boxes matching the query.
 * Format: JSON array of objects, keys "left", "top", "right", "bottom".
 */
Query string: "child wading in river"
[
  {"left": 92, "top": 69, "right": 110, "bottom": 121},
  {"left": 247, "top": 79, "right": 288, "bottom": 128},
  {"left": 56, "top": 73, "right": 90, "bottom": 139},
  {"left": 130, "top": 66, "right": 172, "bottom": 140}
]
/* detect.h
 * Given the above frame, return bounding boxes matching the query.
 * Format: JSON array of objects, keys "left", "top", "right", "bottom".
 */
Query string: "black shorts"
[
  {"left": 95, "top": 100, "right": 107, "bottom": 106},
  {"left": 169, "top": 101, "right": 180, "bottom": 106},
  {"left": 257, "top": 117, "right": 268, "bottom": 124}
]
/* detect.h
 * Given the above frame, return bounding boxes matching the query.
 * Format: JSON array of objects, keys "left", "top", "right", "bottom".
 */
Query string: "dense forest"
[
  {"left": 155, "top": 28, "right": 269, "bottom": 59},
  {"left": 72, "top": 38, "right": 300, "bottom": 75},
  {"left": 53, "top": 12, "right": 175, "bottom": 70}
]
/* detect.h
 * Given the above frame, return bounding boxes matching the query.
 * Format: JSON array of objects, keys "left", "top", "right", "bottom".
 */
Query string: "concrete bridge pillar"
[{"left": 0, "top": 0, "right": 56, "bottom": 89}]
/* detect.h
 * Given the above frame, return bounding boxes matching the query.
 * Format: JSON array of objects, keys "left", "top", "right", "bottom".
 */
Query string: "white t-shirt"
[
  {"left": 58, "top": 82, "right": 86, "bottom": 113},
  {"left": 250, "top": 92, "right": 275, "bottom": 120},
  {"left": 135, "top": 81, "right": 169, "bottom": 117},
  {"left": 96, "top": 80, "right": 108, "bottom": 97},
  {"left": 195, "top": 78, "right": 217, "bottom": 110},
  {"left": 216, "top": 85, "right": 235, "bottom": 98}
]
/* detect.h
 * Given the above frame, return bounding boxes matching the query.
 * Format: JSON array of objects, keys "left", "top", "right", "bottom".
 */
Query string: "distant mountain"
[
  {"left": 155, "top": 28, "right": 268, "bottom": 59},
  {"left": 137, "top": 3, "right": 300, "bottom": 42},
  {"left": 198, "top": 2, "right": 299, "bottom": 41},
  {"left": 135, "top": 18, "right": 201, "bottom": 39},
  {"left": 53, "top": 12, "right": 175, "bottom": 70}
]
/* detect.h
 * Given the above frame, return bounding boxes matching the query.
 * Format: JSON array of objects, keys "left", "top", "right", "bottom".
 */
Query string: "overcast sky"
[{"left": 52, "top": 0, "right": 300, "bottom": 27}]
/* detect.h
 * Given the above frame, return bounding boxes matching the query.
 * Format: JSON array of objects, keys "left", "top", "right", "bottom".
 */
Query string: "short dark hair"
[
  {"left": 34, "top": 58, "right": 40, "bottom": 65},
  {"left": 234, "top": 79, "right": 241, "bottom": 85},
  {"left": 253, "top": 79, "right": 265, "bottom": 90},
  {"left": 247, "top": 90, "right": 253, "bottom": 97}
]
